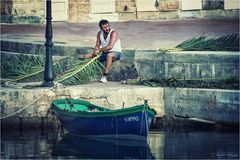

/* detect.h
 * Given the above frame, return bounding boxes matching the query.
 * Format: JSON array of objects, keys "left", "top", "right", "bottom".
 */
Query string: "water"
[{"left": 1, "top": 129, "right": 239, "bottom": 159}]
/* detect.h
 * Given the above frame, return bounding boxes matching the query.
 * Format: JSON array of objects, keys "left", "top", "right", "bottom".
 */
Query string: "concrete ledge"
[
  {"left": 0, "top": 40, "right": 93, "bottom": 56},
  {"left": 164, "top": 88, "right": 239, "bottom": 124},
  {"left": 134, "top": 50, "right": 239, "bottom": 80},
  {"left": 0, "top": 82, "right": 164, "bottom": 119},
  {"left": 1, "top": 83, "right": 239, "bottom": 125}
]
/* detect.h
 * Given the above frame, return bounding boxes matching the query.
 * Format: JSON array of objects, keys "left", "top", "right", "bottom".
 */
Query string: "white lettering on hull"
[{"left": 124, "top": 116, "right": 139, "bottom": 122}]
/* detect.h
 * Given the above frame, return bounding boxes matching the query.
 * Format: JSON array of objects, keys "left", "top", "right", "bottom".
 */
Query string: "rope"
[
  {"left": 144, "top": 100, "right": 150, "bottom": 144},
  {"left": 140, "top": 108, "right": 144, "bottom": 137},
  {"left": 0, "top": 93, "right": 46, "bottom": 120},
  {"left": 115, "top": 115, "right": 118, "bottom": 139},
  {"left": 1, "top": 81, "right": 67, "bottom": 120}
]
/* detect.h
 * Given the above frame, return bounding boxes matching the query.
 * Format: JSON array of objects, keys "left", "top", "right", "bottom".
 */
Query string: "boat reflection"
[{"left": 52, "top": 134, "right": 154, "bottom": 159}]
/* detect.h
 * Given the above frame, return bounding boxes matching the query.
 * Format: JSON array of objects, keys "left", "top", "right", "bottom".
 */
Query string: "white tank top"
[{"left": 100, "top": 29, "right": 122, "bottom": 53}]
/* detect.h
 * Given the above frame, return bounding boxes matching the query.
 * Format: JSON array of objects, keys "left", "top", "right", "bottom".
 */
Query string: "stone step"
[
  {"left": 0, "top": 50, "right": 65, "bottom": 60},
  {"left": 1, "top": 40, "right": 239, "bottom": 81}
]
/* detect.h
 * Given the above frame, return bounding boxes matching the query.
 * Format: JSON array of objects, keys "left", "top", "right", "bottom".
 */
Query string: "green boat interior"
[
  {"left": 51, "top": 98, "right": 157, "bottom": 118},
  {"left": 53, "top": 98, "right": 110, "bottom": 112}
]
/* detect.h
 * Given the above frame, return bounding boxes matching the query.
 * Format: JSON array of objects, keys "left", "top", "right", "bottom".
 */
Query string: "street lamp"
[{"left": 41, "top": 0, "right": 54, "bottom": 87}]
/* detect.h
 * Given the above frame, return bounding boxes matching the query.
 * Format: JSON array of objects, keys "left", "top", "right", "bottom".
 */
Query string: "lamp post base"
[{"left": 41, "top": 81, "right": 54, "bottom": 87}]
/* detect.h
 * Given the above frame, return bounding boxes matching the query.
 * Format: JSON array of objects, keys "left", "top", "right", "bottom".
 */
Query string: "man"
[{"left": 83, "top": 19, "right": 122, "bottom": 83}]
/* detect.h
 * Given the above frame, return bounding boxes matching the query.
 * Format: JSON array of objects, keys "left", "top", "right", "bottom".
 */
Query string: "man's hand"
[{"left": 93, "top": 49, "right": 100, "bottom": 57}]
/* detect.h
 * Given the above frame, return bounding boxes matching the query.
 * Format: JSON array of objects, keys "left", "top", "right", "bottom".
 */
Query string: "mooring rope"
[
  {"left": 115, "top": 115, "right": 118, "bottom": 139},
  {"left": 1, "top": 81, "right": 67, "bottom": 120},
  {"left": 140, "top": 109, "right": 144, "bottom": 137},
  {"left": 0, "top": 93, "right": 46, "bottom": 120},
  {"left": 144, "top": 100, "right": 150, "bottom": 144}
]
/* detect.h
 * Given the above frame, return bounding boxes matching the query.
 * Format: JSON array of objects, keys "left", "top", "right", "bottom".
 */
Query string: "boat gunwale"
[{"left": 51, "top": 98, "right": 157, "bottom": 118}]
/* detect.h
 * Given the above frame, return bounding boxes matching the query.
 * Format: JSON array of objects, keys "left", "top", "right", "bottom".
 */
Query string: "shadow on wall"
[{"left": 0, "top": 0, "right": 13, "bottom": 23}]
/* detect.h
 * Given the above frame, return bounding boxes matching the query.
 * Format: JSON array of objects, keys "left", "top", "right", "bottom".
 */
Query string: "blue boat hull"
[{"left": 54, "top": 110, "right": 155, "bottom": 139}]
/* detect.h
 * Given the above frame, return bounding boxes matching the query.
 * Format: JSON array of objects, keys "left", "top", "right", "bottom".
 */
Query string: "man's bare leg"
[{"left": 105, "top": 52, "right": 115, "bottom": 74}]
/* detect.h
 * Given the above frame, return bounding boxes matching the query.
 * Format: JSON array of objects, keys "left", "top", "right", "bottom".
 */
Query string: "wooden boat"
[{"left": 50, "top": 98, "right": 156, "bottom": 140}]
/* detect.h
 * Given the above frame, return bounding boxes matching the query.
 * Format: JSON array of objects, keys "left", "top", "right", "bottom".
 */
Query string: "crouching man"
[{"left": 82, "top": 19, "right": 122, "bottom": 83}]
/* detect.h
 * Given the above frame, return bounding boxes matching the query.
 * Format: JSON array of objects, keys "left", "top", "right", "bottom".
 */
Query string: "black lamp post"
[{"left": 41, "top": 0, "right": 54, "bottom": 87}]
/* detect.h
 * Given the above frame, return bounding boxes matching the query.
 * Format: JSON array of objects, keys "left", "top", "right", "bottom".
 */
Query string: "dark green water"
[{"left": 1, "top": 130, "right": 239, "bottom": 159}]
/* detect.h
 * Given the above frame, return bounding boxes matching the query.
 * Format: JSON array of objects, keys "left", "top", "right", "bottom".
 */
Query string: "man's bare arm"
[{"left": 93, "top": 32, "right": 101, "bottom": 56}]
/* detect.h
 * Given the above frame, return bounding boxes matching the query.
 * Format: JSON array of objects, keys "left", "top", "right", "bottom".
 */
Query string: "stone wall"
[
  {"left": 1, "top": 41, "right": 239, "bottom": 81},
  {"left": 159, "top": 0, "right": 179, "bottom": 11},
  {"left": 0, "top": 0, "right": 239, "bottom": 23},
  {"left": 1, "top": 0, "right": 45, "bottom": 24},
  {"left": 1, "top": 83, "right": 239, "bottom": 124},
  {"left": 164, "top": 88, "right": 239, "bottom": 124},
  {"left": 68, "top": 0, "right": 91, "bottom": 22},
  {"left": 130, "top": 50, "right": 239, "bottom": 81},
  {"left": 116, "top": 0, "right": 137, "bottom": 20},
  {"left": 1, "top": 0, "right": 13, "bottom": 23},
  {"left": 0, "top": 84, "right": 165, "bottom": 118},
  {"left": 0, "top": 42, "right": 239, "bottom": 125}
]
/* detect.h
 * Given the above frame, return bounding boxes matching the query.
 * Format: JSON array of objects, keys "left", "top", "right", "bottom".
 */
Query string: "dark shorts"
[{"left": 98, "top": 51, "right": 121, "bottom": 62}]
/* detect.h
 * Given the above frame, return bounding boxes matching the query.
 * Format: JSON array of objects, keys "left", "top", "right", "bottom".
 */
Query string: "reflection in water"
[
  {"left": 52, "top": 134, "right": 154, "bottom": 159},
  {"left": 1, "top": 131, "right": 54, "bottom": 159},
  {"left": 1, "top": 130, "right": 239, "bottom": 159},
  {"left": 162, "top": 131, "right": 239, "bottom": 159},
  {"left": 149, "top": 132, "right": 165, "bottom": 159}
]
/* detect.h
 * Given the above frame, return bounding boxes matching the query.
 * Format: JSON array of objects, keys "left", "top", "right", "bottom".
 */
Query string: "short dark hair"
[{"left": 99, "top": 19, "right": 109, "bottom": 28}]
